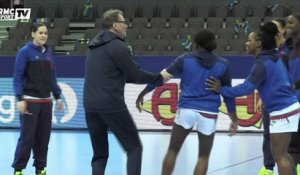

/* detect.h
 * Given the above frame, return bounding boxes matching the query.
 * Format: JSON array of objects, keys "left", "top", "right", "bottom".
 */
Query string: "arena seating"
[{"left": 0, "top": 0, "right": 296, "bottom": 56}]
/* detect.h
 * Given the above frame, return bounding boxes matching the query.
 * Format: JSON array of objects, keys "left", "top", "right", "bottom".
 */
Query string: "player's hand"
[
  {"left": 160, "top": 69, "right": 173, "bottom": 82},
  {"left": 56, "top": 99, "right": 64, "bottom": 111},
  {"left": 17, "top": 100, "right": 27, "bottom": 114},
  {"left": 136, "top": 94, "right": 144, "bottom": 113},
  {"left": 229, "top": 121, "right": 238, "bottom": 136},
  {"left": 256, "top": 99, "right": 263, "bottom": 113},
  {"left": 205, "top": 76, "right": 221, "bottom": 93}
]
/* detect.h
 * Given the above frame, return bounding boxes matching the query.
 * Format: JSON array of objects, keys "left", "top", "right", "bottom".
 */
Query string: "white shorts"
[
  {"left": 269, "top": 103, "right": 300, "bottom": 133},
  {"left": 269, "top": 113, "right": 300, "bottom": 134},
  {"left": 174, "top": 108, "right": 217, "bottom": 135}
]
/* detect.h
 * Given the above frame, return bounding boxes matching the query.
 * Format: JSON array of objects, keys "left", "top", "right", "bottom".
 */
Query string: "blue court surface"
[{"left": 0, "top": 130, "right": 276, "bottom": 175}]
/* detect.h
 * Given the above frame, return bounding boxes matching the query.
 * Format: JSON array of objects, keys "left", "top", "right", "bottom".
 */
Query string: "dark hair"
[
  {"left": 30, "top": 23, "right": 47, "bottom": 33},
  {"left": 194, "top": 29, "right": 217, "bottom": 52},
  {"left": 256, "top": 22, "right": 278, "bottom": 50},
  {"left": 272, "top": 18, "right": 286, "bottom": 28},
  {"left": 102, "top": 9, "right": 123, "bottom": 30}
]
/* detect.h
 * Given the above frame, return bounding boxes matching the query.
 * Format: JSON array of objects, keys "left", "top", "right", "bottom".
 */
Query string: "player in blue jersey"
[
  {"left": 136, "top": 29, "right": 238, "bottom": 175},
  {"left": 257, "top": 18, "right": 286, "bottom": 175},
  {"left": 206, "top": 22, "right": 300, "bottom": 175},
  {"left": 12, "top": 23, "right": 64, "bottom": 175},
  {"left": 280, "top": 13, "right": 300, "bottom": 175}
]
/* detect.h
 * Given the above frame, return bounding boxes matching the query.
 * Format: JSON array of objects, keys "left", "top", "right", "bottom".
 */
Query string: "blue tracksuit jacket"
[{"left": 220, "top": 49, "right": 298, "bottom": 116}]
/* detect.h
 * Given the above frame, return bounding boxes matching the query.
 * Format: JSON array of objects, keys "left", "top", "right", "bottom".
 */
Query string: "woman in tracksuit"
[
  {"left": 280, "top": 14, "right": 300, "bottom": 175},
  {"left": 207, "top": 22, "right": 300, "bottom": 175},
  {"left": 12, "top": 23, "right": 64, "bottom": 175},
  {"left": 136, "top": 29, "right": 238, "bottom": 175},
  {"left": 257, "top": 18, "right": 287, "bottom": 175}
]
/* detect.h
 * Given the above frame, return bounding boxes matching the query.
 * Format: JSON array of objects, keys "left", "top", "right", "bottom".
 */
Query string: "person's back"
[
  {"left": 84, "top": 31, "right": 129, "bottom": 113},
  {"left": 84, "top": 30, "right": 162, "bottom": 113},
  {"left": 83, "top": 9, "right": 164, "bottom": 175},
  {"left": 136, "top": 29, "right": 238, "bottom": 175},
  {"left": 177, "top": 51, "right": 231, "bottom": 113}
]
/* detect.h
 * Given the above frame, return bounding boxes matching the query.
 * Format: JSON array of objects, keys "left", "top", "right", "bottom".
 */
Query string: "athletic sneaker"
[
  {"left": 14, "top": 171, "right": 23, "bottom": 175},
  {"left": 258, "top": 167, "right": 275, "bottom": 175},
  {"left": 36, "top": 169, "right": 46, "bottom": 175}
]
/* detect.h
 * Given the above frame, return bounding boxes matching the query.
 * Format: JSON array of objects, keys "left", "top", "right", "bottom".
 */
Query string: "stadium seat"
[
  {"left": 215, "top": 28, "right": 237, "bottom": 40},
  {"left": 61, "top": 4, "right": 78, "bottom": 20},
  {"left": 214, "top": 4, "right": 230, "bottom": 17},
  {"left": 18, "top": 39, "right": 31, "bottom": 48},
  {"left": 69, "top": 42, "right": 88, "bottom": 55},
  {"left": 244, "top": 17, "right": 263, "bottom": 32},
  {"left": 175, "top": 3, "right": 194, "bottom": 18},
  {"left": 267, "top": 5, "right": 287, "bottom": 17},
  {"left": 24, "top": 4, "right": 41, "bottom": 19},
  {"left": 224, "top": 17, "right": 240, "bottom": 29},
  {"left": 132, "top": 43, "right": 146, "bottom": 55},
  {"left": 249, "top": 6, "right": 267, "bottom": 17},
  {"left": 0, "top": 40, "right": 19, "bottom": 56},
  {"left": 41, "top": 4, "right": 59, "bottom": 19},
  {"left": 157, "top": 4, "right": 175, "bottom": 18},
  {"left": 8, "top": 28, "right": 28, "bottom": 40},
  {"left": 121, "top": 3, "right": 139, "bottom": 19},
  {"left": 158, "top": 28, "right": 178, "bottom": 40},
  {"left": 187, "top": 17, "right": 204, "bottom": 29},
  {"left": 206, "top": 17, "right": 224, "bottom": 29},
  {"left": 140, "top": 3, "right": 157, "bottom": 18},
  {"left": 103, "top": 1, "right": 121, "bottom": 11},
  {"left": 126, "top": 27, "right": 140, "bottom": 41},
  {"left": 232, "top": 2, "right": 251, "bottom": 18},
  {"left": 290, "top": 5, "right": 300, "bottom": 15},
  {"left": 169, "top": 17, "right": 187, "bottom": 29},
  {"left": 53, "top": 18, "right": 70, "bottom": 33},
  {"left": 150, "top": 18, "right": 168, "bottom": 29},
  {"left": 177, "top": 28, "right": 197, "bottom": 39},
  {"left": 194, "top": 0, "right": 212, "bottom": 18},
  {"left": 134, "top": 28, "right": 155, "bottom": 40},
  {"left": 131, "top": 18, "right": 148, "bottom": 29}
]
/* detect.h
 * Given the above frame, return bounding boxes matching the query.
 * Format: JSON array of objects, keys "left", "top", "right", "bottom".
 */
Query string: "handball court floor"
[{"left": 0, "top": 130, "right": 276, "bottom": 175}]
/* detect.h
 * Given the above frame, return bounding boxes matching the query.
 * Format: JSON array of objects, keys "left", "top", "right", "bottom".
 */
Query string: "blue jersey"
[
  {"left": 280, "top": 38, "right": 300, "bottom": 101},
  {"left": 166, "top": 50, "right": 236, "bottom": 114},
  {"left": 13, "top": 42, "right": 61, "bottom": 100},
  {"left": 220, "top": 49, "right": 298, "bottom": 115}
]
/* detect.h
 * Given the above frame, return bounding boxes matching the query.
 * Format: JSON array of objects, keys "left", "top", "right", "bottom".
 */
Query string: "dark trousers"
[
  {"left": 85, "top": 109, "right": 142, "bottom": 175},
  {"left": 12, "top": 102, "right": 53, "bottom": 170},
  {"left": 262, "top": 108, "right": 276, "bottom": 170}
]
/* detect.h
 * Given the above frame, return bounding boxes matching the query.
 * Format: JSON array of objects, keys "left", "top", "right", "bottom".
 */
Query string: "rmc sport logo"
[
  {"left": 0, "top": 8, "right": 31, "bottom": 20},
  {"left": 140, "top": 83, "right": 262, "bottom": 128}
]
